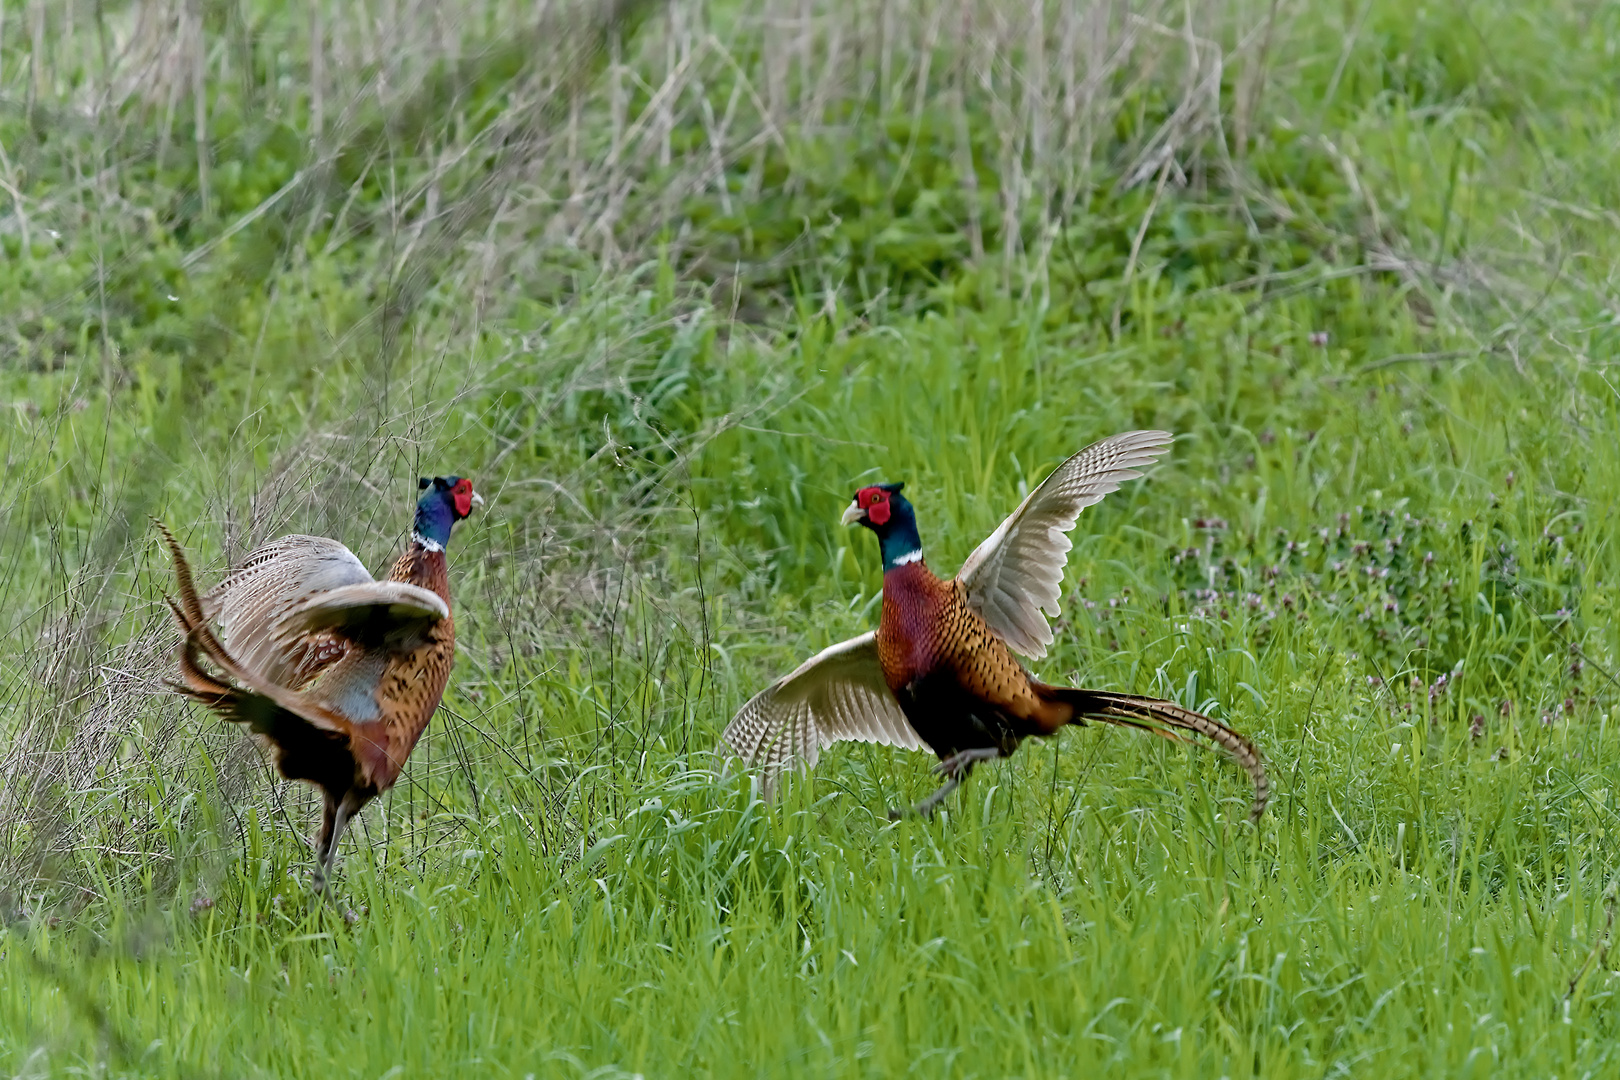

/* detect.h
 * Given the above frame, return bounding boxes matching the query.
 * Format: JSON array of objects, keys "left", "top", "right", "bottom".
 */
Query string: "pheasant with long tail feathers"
[
  {"left": 158, "top": 476, "right": 483, "bottom": 891},
  {"left": 723, "top": 432, "right": 1269, "bottom": 821}
]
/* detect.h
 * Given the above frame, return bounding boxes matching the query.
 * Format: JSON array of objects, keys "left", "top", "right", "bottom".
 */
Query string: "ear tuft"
[
  {"left": 881, "top": 482, "right": 905, "bottom": 495},
  {"left": 418, "top": 477, "right": 431, "bottom": 490}
]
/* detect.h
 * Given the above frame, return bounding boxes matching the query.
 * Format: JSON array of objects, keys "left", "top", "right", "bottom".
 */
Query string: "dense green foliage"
[{"left": 2, "top": 0, "right": 1619, "bottom": 1076}]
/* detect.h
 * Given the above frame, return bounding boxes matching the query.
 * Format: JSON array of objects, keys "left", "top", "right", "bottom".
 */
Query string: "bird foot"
[
  {"left": 888, "top": 749, "right": 1002, "bottom": 820},
  {"left": 889, "top": 776, "right": 964, "bottom": 820},
  {"left": 931, "top": 747, "right": 1002, "bottom": 778}
]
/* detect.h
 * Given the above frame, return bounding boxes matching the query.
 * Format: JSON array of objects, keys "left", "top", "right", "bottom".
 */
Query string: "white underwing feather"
[
  {"left": 721, "top": 632, "right": 922, "bottom": 796},
  {"left": 956, "top": 430, "right": 1174, "bottom": 658}
]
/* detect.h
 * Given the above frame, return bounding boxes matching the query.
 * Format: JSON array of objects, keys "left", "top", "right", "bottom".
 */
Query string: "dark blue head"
[
  {"left": 413, "top": 476, "right": 482, "bottom": 549},
  {"left": 842, "top": 482, "right": 923, "bottom": 572}
]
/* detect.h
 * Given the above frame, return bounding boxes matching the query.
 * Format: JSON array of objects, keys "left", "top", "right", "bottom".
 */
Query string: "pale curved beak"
[
  {"left": 840, "top": 500, "right": 864, "bottom": 526},
  {"left": 470, "top": 492, "right": 486, "bottom": 510}
]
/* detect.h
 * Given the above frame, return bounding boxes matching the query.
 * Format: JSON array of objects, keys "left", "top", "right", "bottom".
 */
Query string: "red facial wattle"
[
  {"left": 453, "top": 481, "right": 475, "bottom": 518},
  {"left": 852, "top": 486, "right": 891, "bottom": 526}
]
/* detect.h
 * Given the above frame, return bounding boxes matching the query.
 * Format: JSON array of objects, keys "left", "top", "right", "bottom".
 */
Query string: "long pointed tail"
[
  {"left": 153, "top": 520, "right": 253, "bottom": 716},
  {"left": 1042, "top": 687, "right": 1269, "bottom": 822},
  {"left": 153, "top": 519, "right": 257, "bottom": 694},
  {"left": 152, "top": 518, "right": 208, "bottom": 632}
]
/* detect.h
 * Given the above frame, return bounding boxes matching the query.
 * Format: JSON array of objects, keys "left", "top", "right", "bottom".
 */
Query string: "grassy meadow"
[{"left": 3, "top": 0, "right": 1620, "bottom": 1075}]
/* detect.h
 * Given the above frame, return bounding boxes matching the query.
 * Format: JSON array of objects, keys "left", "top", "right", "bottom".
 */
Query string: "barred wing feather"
[
  {"left": 957, "top": 430, "right": 1174, "bottom": 658},
  {"left": 204, "top": 536, "right": 374, "bottom": 687},
  {"left": 722, "top": 632, "right": 922, "bottom": 791},
  {"left": 281, "top": 582, "right": 448, "bottom": 644},
  {"left": 204, "top": 534, "right": 447, "bottom": 688}
]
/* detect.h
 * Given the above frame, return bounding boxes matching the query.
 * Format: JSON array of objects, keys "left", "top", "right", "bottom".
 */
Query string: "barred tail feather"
[
  {"left": 169, "top": 631, "right": 236, "bottom": 703},
  {"left": 156, "top": 521, "right": 244, "bottom": 709},
  {"left": 153, "top": 518, "right": 208, "bottom": 631},
  {"left": 1045, "top": 688, "right": 1270, "bottom": 821}
]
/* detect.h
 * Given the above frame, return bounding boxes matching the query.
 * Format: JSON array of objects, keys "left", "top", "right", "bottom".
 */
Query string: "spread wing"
[
  {"left": 280, "top": 582, "right": 449, "bottom": 647},
  {"left": 956, "top": 430, "right": 1174, "bottom": 658},
  {"left": 202, "top": 534, "right": 445, "bottom": 688},
  {"left": 159, "top": 525, "right": 371, "bottom": 734},
  {"left": 722, "top": 632, "right": 923, "bottom": 791},
  {"left": 201, "top": 535, "right": 372, "bottom": 687}
]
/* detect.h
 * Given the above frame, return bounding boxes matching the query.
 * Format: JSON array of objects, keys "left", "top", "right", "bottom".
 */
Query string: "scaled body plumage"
[
  {"left": 724, "top": 431, "right": 1269, "bottom": 820},
  {"left": 877, "top": 566, "right": 1048, "bottom": 760}
]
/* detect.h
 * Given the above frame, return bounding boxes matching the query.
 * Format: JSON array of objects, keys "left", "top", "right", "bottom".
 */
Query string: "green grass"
[{"left": 3, "top": 0, "right": 1620, "bottom": 1076}]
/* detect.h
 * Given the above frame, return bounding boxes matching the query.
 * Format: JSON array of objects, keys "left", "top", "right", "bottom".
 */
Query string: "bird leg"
[
  {"left": 889, "top": 747, "right": 1003, "bottom": 820},
  {"left": 312, "top": 789, "right": 364, "bottom": 896}
]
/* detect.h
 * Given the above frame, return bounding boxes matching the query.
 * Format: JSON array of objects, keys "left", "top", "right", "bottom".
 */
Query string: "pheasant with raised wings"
[
  {"left": 723, "top": 431, "right": 1268, "bottom": 820},
  {"left": 158, "top": 476, "right": 482, "bottom": 891}
]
